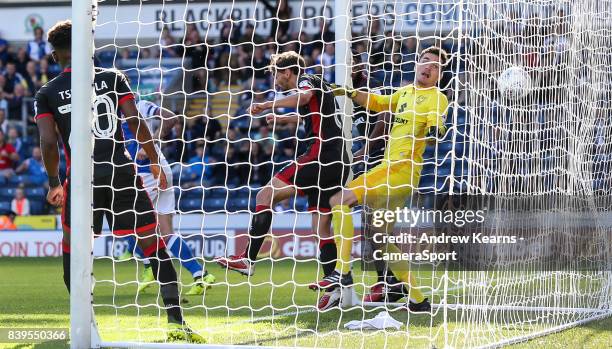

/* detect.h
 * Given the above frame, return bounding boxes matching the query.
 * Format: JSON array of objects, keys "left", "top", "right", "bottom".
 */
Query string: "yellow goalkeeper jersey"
[{"left": 366, "top": 84, "right": 449, "bottom": 162}]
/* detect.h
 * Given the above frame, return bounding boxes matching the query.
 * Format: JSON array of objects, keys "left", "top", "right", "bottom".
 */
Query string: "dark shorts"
[
  {"left": 276, "top": 160, "right": 350, "bottom": 212},
  {"left": 62, "top": 173, "right": 157, "bottom": 235}
]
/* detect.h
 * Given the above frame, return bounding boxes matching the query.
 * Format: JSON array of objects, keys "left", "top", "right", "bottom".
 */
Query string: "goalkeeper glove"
[
  {"left": 329, "top": 83, "right": 357, "bottom": 98},
  {"left": 426, "top": 125, "right": 448, "bottom": 145}
]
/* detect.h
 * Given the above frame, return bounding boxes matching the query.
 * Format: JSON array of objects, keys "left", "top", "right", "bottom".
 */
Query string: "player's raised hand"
[
  {"left": 150, "top": 164, "right": 168, "bottom": 190},
  {"left": 46, "top": 186, "right": 63, "bottom": 207}
]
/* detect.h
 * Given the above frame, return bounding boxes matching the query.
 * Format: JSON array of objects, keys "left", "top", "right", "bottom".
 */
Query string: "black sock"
[
  {"left": 319, "top": 239, "right": 337, "bottom": 277},
  {"left": 62, "top": 252, "right": 70, "bottom": 292},
  {"left": 149, "top": 248, "right": 183, "bottom": 324},
  {"left": 374, "top": 259, "right": 388, "bottom": 283},
  {"left": 246, "top": 206, "right": 272, "bottom": 261}
]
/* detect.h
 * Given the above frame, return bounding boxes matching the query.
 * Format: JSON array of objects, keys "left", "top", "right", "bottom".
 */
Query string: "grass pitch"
[{"left": 0, "top": 257, "right": 610, "bottom": 349}]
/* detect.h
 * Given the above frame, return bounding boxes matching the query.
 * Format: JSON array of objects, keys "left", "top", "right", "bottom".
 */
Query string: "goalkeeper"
[{"left": 311, "top": 47, "right": 450, "bottom": 312}]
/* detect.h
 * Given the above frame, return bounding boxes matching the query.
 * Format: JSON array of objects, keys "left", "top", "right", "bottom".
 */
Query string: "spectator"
[
  {"left": 181, "top": 145, "right": 213, "bottom": 188},
  {"left": 14, "top": 48, "right": 30, "bottom": 77},
  {"left": 7, "top": 84, "right": 26, "bottom": 121},
  {"left": 16, "top": 146, "right": 46, "bottom": 185},
  {"left": 183, "top": 24, "right": 208, "bottom": 91},
  {"left": 160, "top": 25, "right": 180, "bottom": 57},
  {"left": 3, "top": 62, "right": 26, "bottom": 95},
  {"left": 186, "top": 112, "right": 222, "bottom": 151},
  {"left": 0, "top": 130, "right": 18, "bottom": 178},
  {"left": 24, "top": 61, "right": 40, "bottom": 96},
  {"left": 140, "top": 47, "right": 153, "bottom": 59},
  {"left": 249, "top": 46, "right": 268, "bottom": 82},
  {"left": 317, "top": 43, "right": 335, "bottom": 82},
  {"left": 246, "top": 142, "right": 272, "bottom": 186},
  {"left": 260, "top": 0, "right": 295, "bottom": 41},
  {"left": 0, "top": 212, "right": 17, "bottom": 230},
  {"left": 163, "top": 120, "right": 187, "bottom": 164},
  {"left": 27, "top": 27, "right": 52, "bottom": 62},
  {"left": 0, "top": 35, "right": 8, "bottom": 65},
  {"left": 38, "top": 59, "right": 56, "bottom": 85},
  {"left": 6, "top": 127, "right": 23, "bottom": 156},
  {"left": 237, "top": 23, "right": 264, "bottom": 54},
  {"left": 11, "top": 188, "right": 30, "bottom": 216},
  {"left": 120, "top": 48, "right": 132, "bottom": 60},
  {"left": 0, "top": 108, "right": 7, "bottom": 134}
]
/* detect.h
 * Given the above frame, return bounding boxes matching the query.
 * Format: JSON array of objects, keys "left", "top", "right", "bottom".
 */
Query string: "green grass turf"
[{"left": 0, "top": 257, "right": 610, "bottom": 349}]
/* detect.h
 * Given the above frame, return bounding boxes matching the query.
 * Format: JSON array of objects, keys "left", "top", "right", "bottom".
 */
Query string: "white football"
[{"left": 497, "top": 67, "right": 531, "bottom": 100}]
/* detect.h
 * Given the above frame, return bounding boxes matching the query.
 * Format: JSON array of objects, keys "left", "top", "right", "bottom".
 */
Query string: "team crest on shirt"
[{"left": 416, "top": 95, "right": 427, "bottom": 104}]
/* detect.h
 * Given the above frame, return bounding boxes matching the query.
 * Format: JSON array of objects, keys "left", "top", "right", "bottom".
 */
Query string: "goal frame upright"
[{"left": 71, "top": 0, "right": 96, "bottom": 348}]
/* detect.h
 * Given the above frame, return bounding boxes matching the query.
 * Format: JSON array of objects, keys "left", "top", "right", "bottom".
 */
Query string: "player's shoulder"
[
  {"left": 433, "top": 87, "right": 449, "bottom": 103},
  {"left": 393, "top": 84, "right": 414, "bottom": 96},
  {"left": 298, "top": 73, "right": 317, "bottom": 88}
]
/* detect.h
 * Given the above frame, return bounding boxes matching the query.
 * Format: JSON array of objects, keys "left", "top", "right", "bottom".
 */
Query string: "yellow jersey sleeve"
[
  {"left": 365, "top": 87, "right": 405, "bottom": 113},
  {"left": 425, "top": 92, "right": 449, "bottom": 129}
]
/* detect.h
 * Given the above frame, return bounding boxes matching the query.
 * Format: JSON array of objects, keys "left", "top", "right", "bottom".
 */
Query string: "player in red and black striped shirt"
[
  {"left": 35, "top": 20, "right": 203, "bottom": 343},
  {"left": 217, "top": 52, "right": 351, "bottom": 299}
]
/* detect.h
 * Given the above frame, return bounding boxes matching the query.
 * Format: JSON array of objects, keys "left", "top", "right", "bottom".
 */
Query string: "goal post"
[{"left": 70, "top": 0, "right": 96, "bottom": 348}]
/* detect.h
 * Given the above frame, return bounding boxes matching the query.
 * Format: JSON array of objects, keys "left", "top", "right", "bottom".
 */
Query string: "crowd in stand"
[{"left": 0, "top": 7, "right": 452, "bottom": 219}]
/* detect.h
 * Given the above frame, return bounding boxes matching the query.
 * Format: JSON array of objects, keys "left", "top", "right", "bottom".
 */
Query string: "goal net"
[{"left": 71, "top": 0, "right": 611, "bottom": 348}]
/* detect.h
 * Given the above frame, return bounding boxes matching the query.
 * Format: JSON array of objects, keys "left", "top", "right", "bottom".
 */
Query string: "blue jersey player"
[{"left": 120, "top": 99, "right": 215, "bottom": 296}]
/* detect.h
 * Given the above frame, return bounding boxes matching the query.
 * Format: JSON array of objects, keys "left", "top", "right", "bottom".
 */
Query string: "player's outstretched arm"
[
  {"left": 121, "top": 99, "right": 167, "bottom": 189},
  {"left": 332, "top": 84, "right": 399, "bottom": 114},
  {"left": 263, "top": 112, "right": 299, "bottom": 126},
  {"left": 249, "top": 90, "right": 314, "bottom": 114}
]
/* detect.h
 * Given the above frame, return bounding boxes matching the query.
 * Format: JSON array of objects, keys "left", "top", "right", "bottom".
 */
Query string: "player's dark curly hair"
[
  {"left": 269, "top": 51, "right": 305, "bottom": 75},
  {"left": 47, "top": 20, "right": 72, "bottom": 51},
  {"left": 420, "top": 46, "right": 449, "bottom": 67}
]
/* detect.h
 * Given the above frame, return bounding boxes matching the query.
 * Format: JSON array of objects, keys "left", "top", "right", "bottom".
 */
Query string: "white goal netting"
[{"left": 81, "top": 0, "right": 611, "bottom": 348}]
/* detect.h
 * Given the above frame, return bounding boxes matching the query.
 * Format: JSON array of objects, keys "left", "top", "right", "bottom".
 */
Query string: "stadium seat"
[
  {"left": 203, "top": 198, "right": 227, "bottom": 212},
  {"left": 181, "top": 187, "right": 204, "bottom": 199},
  {"left": 25, "top": 187, "right": 46, "bottom": 200},
  {"left": 177, "top": 198, "right": 202, "bottom": 213},
  {"left": 0, "top": 201, "right": 11, "bottom": 213},
  {"left": 29, "top": 200, "right": 46, "bottom": 215},
  {"left": 8, "top": 175, "right": 32, "bottom": 185},
  {"left": 209, "top": 188, "right": 228, "bottom": 198},
  {"left": 0, "top": 187, "right": 16, "bottom": 200},
  {"left": 226, "top": 198, "right": 250, "bottom": 212}
]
